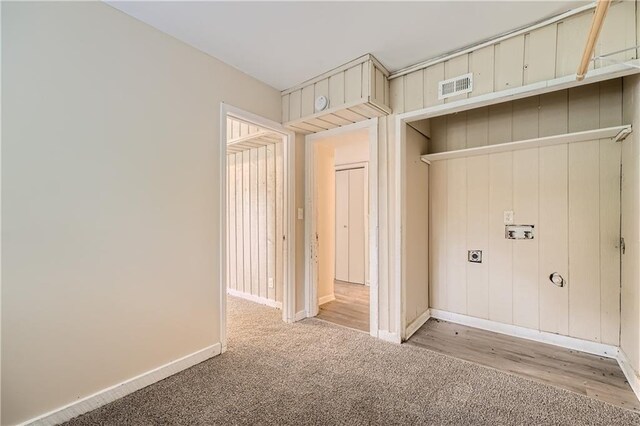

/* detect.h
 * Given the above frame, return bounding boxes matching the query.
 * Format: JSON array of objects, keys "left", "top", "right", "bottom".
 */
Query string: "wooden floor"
[
  {"left": 317, "top": 281, "right": 369, "bottom": 332},
  {"left": 407, "top": 318, "right": 640, "bottom": 412}
]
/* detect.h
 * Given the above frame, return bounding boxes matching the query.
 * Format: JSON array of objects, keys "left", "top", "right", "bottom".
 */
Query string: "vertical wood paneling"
[
  {"left": 250, "top": 149, "right": 259, "bottom": 296},
  {"left": 429, "top": 160, "right": 448, "bottom": 310},
  {"left": 600, "top": 78, "right": 623, "bottom": 127},
  {"left": 495, "top": 35, "right": 525, "bottom": 91},
  {"left": 329, "top": 72, "right": 345, "bottom": 109},
  {"left": 568, "top": 140, "right": 601, "bottom": 342},
  {"left": 488, "top": 103, "right": 512, "bottom": 145},
  {"left": 258, "top": 146, "right": 267, "bottom": 298},
  {"left": 446, "top": 158, "right": 467, "bottom": 314},
  {"left": 235, "top": 152, "right": 244, "bottom": 293},
  {"left": 539, "top": 90, "right": 568, "bottom": 137},
  {"left": 375, "top": 67, "right": 386, "bottom": 105},
  {"left": 429, "top": 116, "right": 447, "bottom": 154},
  {"left": 600, "top": 138, "right": 621, "bottom": 345},
  {"left": 289, "top": 90, "right": 301, "bottom": 120},
  {"left": 315, "top": 78, "right": 329, "bottom": 107},
  {"left": 597, "top": 0, "right": 637, "bottom": 67},
  {"left": 512, "top": 149, "right": 539, "bottom": 330},
  {"left": 266, "top": 145, "right": 276, "bottom": 301},
  {"left": 242, "top": 150, "right": 251, "bottom": 293},
  {"left": 512, "top": 97, "right": 539, "bottom": 141},
  {"left": 466, "top": 108, "right": 489, "bottom": 149},
  {"left": 301, "top": 85, "right": 315, "bottom": 117},
  {"left": 469, "top": 45, "right": 494, "bottom": 97},
  {"left": 404, "top": 70, "right": 424, "bottom": 112},
  {"left": 281, "top": 94, "right": 290, "bottom": 123},
  {"left": 444, "top": 55, "right": 469, "bottom": 102},
  {"left": 446, "top": 112, "right": 467, "bottom": 151},
  {"left": 424, "top": 62, "right": 445, "bottom": 108},
  {"left": 556, "top": 12, "right": 593, "bottom": 77},
  {"left": 488, "top": 152, "right": 513, "bottom": 324},
  {"left": 390, "top": 76, "right": 405, "bottom": 114},
  {"left": 539, "top": 144, "right": 569, "bottom": 335},
  {"left": 524, "top": 25, "right": 557, "bottom": 84},
  {"left": 345, "top": 64, "right": 363, "bottom": 102},
  {"left": 568, "top": 84, "right": 600, "bottom": 132},
  {"left": 229, "top": 156, "right": 237, "bottom": 290},
  {"left": 275, "top": 143, "right": 284, "bottom": 302},
  {"left": 466, "top": 155, "right": 489, "bottom": 319}
]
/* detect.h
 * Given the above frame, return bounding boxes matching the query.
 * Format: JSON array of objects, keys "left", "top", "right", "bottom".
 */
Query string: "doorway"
[
  {"left": 305, "top": 119, "right": 378, "bottom": 336},
  {"left": 219, "top": 104, "right": 296, "bottom": 353}
]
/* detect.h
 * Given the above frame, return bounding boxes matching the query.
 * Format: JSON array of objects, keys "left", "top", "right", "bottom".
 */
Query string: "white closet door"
[
  {"left": 348, "top": 168, "right": 366, "bottom": 284},
  {"left": 335, "top": 170, "right": 350, "bottom": 282}
]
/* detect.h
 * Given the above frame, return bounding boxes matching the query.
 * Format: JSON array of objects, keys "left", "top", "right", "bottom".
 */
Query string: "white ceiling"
[{"left": 107, "top": 1, "right": 588, "bottom": 91}]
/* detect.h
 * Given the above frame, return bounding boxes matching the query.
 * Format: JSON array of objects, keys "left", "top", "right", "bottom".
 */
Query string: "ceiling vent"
[{"left": 438, "top": 73, "right": 473, "bottom": 100}]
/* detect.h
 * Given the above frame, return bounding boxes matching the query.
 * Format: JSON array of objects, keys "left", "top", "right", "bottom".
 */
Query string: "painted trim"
[
  {"left": 421, "top": 125, "right": 631, "bottom": 162},
  {"left": 227, "top": 289, "right": 283, "bottom": 309},
  {"left": 617, "top": 348, "right": 640, "bottom": 403},
  {"left": 430, "top": 309, "right": 618, "bottom": 358},
  {"left": 378, "top": 330, "right": 401, "bottom": 344},
  {"left": 21, "top": 344, "right": 221, "bottom": 426},
  {"left": 389, "top": 3, "right": 596, "bottom": 79},
  {"left": 318, "top": 294, "right": 336, "bottom": 305},
  {"left": 219, "top": 103, "right": 297, "bottom": 354},
  {"left": 393, "top": 60, "right": 640, "bottom": 343},
  {"left": 294, "top": 310, "right": 308, "bottom": 322},
  {"left": 304, "top": 118, "right": 380, "bottom": 338},
  {"left": 405, "top": 309, "right": 431, "bottom": 341}
]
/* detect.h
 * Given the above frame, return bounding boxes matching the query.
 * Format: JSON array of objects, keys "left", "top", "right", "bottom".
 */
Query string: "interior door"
[
  {"left": 348, "top": 168, "right": 366, "bottom": 284},
  {"left": 335, "top": 169, "right": 350, "bottom": 282}
]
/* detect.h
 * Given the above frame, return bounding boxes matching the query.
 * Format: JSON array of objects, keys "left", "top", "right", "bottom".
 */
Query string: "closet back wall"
[
  {"left": 226, "top": 119, "right": 285, "bottom": 306},
  {"left": 428, "top": 79, "right": 624, "bottom": 345}
]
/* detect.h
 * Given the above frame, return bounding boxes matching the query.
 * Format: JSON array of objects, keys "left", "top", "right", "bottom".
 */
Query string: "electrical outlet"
[
  {"left": 297, "top": 208, "right": 304, "bottom": 220},
  {"left": 268, "top": 278, "right": 274, "bottom": 289},
  {"left": 504, "top": 210, "right": 514, "bottom": 225},
  {"left": 468, "top": 250, "right": 482, "bottom": 263}
]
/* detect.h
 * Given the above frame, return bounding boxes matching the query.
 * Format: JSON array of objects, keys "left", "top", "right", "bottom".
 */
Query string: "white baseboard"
[
  {"left": 378, "top": 330, "right": 401, "bottom": 344},
  {"left": 318, "top": 294, "right": 336, "bottom": 305},
  {"left": 617, "top": 348, "right": 640, "bottom": 403},
  {"left": 430, "top": 309, "right": 618, "bottom": 358},
  {"left": 404, "top": 309, "right": 431, "bottom": 340},
  {"left": 294, "top": 310, "right": 307, "bottom": 321},
  {"left": 227, "top": 288, "right": 282, "bottom": 309},
  {"left": 22, "top": 343, "right": 221, "bottom": 426}
]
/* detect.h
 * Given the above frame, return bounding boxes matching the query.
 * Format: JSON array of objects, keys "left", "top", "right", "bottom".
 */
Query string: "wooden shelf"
[
  {"left": 227, "top": 131, "right": 283, "bottom": 154},
  {"left": 420, "top": 125, "right": 632, "bottom": 164}
]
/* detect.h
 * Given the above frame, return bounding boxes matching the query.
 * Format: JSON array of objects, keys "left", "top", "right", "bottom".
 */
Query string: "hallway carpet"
[{"left": 66, "top": 297, "right": 640, "bottom": 425}]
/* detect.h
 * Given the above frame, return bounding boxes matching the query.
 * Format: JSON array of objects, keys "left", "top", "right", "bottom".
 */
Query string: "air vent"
[{"left": 438, "top": 73, "right": 473, "bottom": 100}]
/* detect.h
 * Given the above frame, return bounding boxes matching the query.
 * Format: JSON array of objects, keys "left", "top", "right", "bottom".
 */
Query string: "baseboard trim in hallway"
[{"left": 21, "top": 344, "right": 221, "bottom": 426}]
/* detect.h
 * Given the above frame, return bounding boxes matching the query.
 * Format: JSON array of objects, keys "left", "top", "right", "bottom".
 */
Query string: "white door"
[
  {"left": 335, "top": 170, "right": 350, "bottom": 282},
  {"left": 348, "top": 168, "right": 366, "bottom": 284}
]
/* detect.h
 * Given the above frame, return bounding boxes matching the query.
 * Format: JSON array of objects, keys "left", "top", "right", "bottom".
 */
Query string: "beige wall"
[
  {"left": 622, "top": 75, "right": 640, "bottom": 373},
  {"left": 226, "top": 142, "right": 285, "bottom": 305},
  {"left": 295, "top": 134, "right": 306, "bottom": 314},
  {"left": 2, "top": 2, "right": 281, "bottom": 424}
]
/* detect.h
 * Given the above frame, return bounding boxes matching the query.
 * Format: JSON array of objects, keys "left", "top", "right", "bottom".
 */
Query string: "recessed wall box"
[
  {"left": 468, "top": 250, "right": 482, "bottom": 263},
  {"left": 505, "top": 224, "right": 534, "bottom": 240}
]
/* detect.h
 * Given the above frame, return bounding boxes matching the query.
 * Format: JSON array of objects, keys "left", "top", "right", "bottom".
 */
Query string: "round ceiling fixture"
[{"left": 315, "top": 95, "right": 329, "bottom": 112}]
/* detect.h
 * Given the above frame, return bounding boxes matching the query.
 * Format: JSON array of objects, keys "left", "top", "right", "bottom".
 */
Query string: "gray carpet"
[{"left": 65, "top": 297, "right": 640, "bottom": 425}]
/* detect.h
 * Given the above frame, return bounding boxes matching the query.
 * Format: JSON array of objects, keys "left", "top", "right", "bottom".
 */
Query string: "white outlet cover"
[
  {"left": 504, "top": 210, "right": 514, "bottom": 225},
  {"left": 268, "top": 278, "right": 274, "bottom": 288},
  {"left": 297, "top": 208, "right": 304, "bottom": 220}
]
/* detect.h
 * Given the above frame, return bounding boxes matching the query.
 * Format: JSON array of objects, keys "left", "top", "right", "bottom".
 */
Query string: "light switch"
[
  {"left": 504, "top": 210, "right": 514, "bottom": 225},
  {"left": 297, "top": 208, "right": 304, "bottom": 220}
]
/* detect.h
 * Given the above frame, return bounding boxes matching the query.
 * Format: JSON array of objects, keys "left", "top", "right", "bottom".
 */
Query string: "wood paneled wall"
[
  {"left": 428, "top": 79, "right": 623, "bottom": 153},
  {"left": 429, "top": 140, "right": 621, "bottom": 344},
  {"left": 391, "top": 1, "right": 637, "bottom": 114},
  {"left": 226, "top": 139, "right": 285, "bottom": 305}
]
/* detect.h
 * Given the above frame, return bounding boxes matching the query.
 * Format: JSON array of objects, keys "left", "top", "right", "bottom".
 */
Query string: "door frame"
[
  {"left": 219, "top": 103, "right": 296, "bottom": 353},
  {"left": 304, "top": 118, "right": 379, "bottom": 337}
]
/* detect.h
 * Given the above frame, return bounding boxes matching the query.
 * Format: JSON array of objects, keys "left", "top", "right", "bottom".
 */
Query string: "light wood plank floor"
[
  {"left": 407, "top": 318, "right": 640, "bottom": 412},
  {"left": 317, "top": 281, "right": 369, "bottom": 333}
]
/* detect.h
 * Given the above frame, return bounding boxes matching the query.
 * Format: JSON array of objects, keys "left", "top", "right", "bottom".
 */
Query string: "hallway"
[{"left": 65, "top": 297, "right": 639, "bottom": 425}]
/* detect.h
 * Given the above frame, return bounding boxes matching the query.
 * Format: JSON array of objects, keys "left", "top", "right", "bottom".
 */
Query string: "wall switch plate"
[
  {"left": 504, "top": 210, "right": 514, "bottom": 225},
  {"left": 468, "top": 250, "right": 482, "bottom": 263},
  {"left": 268, "top": 278, "right": 274, "bottom": 288},
  {"left": 297, "top": 208, "right": 304, "bottom": 220}
]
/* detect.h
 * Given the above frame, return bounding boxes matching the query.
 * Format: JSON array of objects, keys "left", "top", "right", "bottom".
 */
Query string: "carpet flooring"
[{"left": 65, "top": 297, "right": 640, "bottom": 425}]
